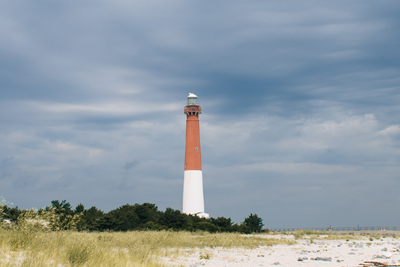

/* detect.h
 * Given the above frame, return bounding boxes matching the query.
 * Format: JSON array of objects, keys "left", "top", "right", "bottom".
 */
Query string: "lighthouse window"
[
  {"left": 195, "top": 147, "right": 198, "bottom": 151},
  {"left": 187, "top": 97, "right": 199, "bottom": 105}
]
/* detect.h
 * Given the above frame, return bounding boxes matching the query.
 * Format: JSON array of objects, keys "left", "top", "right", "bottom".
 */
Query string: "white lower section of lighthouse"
[{"left": 182, "top": 170, "right": 209, "bottom": 218}]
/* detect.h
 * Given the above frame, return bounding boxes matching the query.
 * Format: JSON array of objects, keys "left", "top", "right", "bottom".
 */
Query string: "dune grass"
[
  {"left": 283, "top": 230, "right": 396, "bottom": 241},
  {"left": 0, "top": 227, "right": 295, "bottom": 267},
  {"left": 281, "top": 230, "right": 363, "bottom": 240}
]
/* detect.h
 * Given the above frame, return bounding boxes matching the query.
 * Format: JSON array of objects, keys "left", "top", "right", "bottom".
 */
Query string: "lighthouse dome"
[{"left": 187, "top": 93, "right": 199, "bottom": 105}]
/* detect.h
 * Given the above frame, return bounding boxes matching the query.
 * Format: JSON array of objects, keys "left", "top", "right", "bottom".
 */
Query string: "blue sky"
[{"left": 1, "top": 1, "right": 400, "bottom": 228}]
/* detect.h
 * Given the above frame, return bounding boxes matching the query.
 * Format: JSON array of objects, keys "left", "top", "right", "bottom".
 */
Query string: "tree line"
[{"left": 1, "top": 200, "right": 265, "bottom": 233}]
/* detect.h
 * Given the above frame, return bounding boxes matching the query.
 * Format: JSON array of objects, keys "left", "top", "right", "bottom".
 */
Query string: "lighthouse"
[{"left": 183, "top": 93, "right": 209, "bottom": 218}]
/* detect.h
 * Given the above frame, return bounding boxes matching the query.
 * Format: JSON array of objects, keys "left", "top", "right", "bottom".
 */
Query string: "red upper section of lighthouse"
[{"left": 184, "top": 94, "right": 202, "bottom": 171}]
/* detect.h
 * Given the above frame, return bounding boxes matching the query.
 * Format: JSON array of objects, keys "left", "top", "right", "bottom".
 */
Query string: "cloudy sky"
[{"left": 1, "top": 1, "right": 400, "bottom": 228}]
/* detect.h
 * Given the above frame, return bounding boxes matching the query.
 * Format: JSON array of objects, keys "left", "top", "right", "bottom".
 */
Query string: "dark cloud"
[
  {"left": 123, "top": 160, "right": 139, "bottom": 171},
  {"left": 1, "top": 156, "right": 15, "bottom": 180}
]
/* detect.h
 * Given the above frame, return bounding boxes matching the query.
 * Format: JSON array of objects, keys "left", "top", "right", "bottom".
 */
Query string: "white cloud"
[
  {"left": 28, "top": 101, "right": 180, "bottom": 115},
  {"left": 377, "top": 125, "right": 400, "bottom": 136},
  {"left": 239, "top": 162, "right": 358, "bottom": 175}
]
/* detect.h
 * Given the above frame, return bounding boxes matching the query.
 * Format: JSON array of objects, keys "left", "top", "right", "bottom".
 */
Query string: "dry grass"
[
  {"left": 279, "top": 230, "right": 349, "bottom": 240},
  {"left": 0, "top": 227, "right": 295, "bottom": 267},
  {"left": 318, "top": 234, "right": 361, "bottom": 240},
  {"left": 284, "top": 230, "right": 385, "bottom": 241}
]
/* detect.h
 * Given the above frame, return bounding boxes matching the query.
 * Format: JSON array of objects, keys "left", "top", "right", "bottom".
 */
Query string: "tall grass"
[{"left": 0, "top": 227, "right": 295, "bottom": 267}]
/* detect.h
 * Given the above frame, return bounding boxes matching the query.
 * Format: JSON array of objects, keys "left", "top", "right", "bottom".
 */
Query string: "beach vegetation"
[
  {"left": 1, "top": 200, "right": 269, "bottom": 234},
  {"left": 0, "top": 223, "right": 294, "bottom": 267},
  {"left": 290, "top": 230, "right": 361, "bottom": 240},
  {"left": 199, "top": 252, "right": 211, "bottom": 260},
  {"left": 242, "top": 213, "right": 264, "bottom": 233},
  {"left": 318, "top": 234, "right": 360, "bottom": 240}
]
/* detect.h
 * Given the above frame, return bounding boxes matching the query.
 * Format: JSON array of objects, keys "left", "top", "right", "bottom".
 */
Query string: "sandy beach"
[{"left": 163, "top": 234, "right": 400, "bottom": 267}]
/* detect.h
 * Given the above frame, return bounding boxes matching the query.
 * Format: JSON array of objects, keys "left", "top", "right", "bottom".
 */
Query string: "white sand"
[{"left": 162, "top": 236, "right": 400, "bottom": 267}]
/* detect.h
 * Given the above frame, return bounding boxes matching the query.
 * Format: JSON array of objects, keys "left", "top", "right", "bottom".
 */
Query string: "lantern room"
[{"left": 184, "top": 93, "right": 201, "bottom": 115}]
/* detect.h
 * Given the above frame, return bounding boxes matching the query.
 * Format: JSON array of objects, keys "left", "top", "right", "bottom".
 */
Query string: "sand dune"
[{"left": 163, "top": 235, "right": 400, "bottom": 267}]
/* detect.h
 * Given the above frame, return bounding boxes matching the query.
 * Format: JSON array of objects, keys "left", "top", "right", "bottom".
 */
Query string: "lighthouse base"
[
  {"left": 183, "top": 170, "right": 206, "bottom": 215},
  {"left": 196, "top": 212, "right": 209, "bottom": 219}
]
